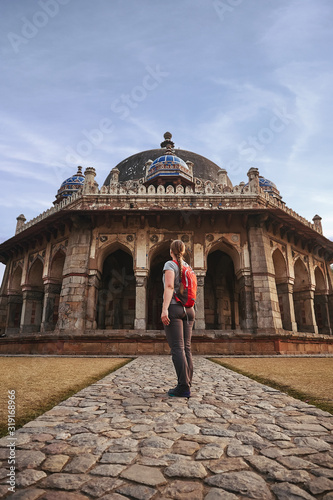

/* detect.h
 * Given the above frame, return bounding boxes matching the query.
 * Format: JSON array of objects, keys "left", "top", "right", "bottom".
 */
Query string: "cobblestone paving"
[{"left": 1, "top": 356, "right": 333, "bottom": 499}]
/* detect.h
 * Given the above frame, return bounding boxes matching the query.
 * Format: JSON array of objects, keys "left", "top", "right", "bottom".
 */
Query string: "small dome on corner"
[{"left": 55, "top": 166, "right": 85, "bottom": 203}]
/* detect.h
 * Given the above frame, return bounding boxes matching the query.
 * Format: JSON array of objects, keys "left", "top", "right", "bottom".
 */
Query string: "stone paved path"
[{"left": 1, "top": 356, "right": 333, "bottom": 499}]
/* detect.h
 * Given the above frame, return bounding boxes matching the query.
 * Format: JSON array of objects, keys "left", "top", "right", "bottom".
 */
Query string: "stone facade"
[{"left": 0, "top": 133, "right": 333, "bottom": 354}]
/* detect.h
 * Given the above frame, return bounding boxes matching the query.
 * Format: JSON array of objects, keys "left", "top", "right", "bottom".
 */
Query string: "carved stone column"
[
  {"left": 134, "top": 271, "right": 148, "bottom": 330},
  {"left": 41, "top": 282, "right": 62, "bottom": 332},
  {"left": 20, "top": 286, "right": 44, "bottom": 334},
  {"left": 276, "top": 280, "right": 297, "bottom": 332},
  {"left": 194, "top": 272, "right": 206, "bottom": 330},
  {"left": 85, "top": 271, "right": 101, "bottom": 330},
  {"left": 238, "top": 272, "right": 255, "bottom": 331},
  {"left": 248, "top": 216, "right": 283, "bottom": 333},
  {"left": 293, "top": 287, "right": 318, "bottom": 334},
  {"left": 314, "top": 293, "right": 332, "bottom": 335},
  {"left": 56, "top": 216, "right": 91, "bottom": 334}
]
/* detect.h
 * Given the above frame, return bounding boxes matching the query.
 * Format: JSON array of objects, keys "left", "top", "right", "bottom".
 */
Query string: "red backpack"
[{"left": 173, "top": 260, "right": 197, "bottom": 308}]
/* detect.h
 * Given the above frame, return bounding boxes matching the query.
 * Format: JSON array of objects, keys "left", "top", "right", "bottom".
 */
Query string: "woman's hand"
[{"left": 161, "top": 308, "right": 170, "bottom": 326}]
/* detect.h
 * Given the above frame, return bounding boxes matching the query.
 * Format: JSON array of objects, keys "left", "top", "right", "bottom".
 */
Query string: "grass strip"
[
  {"left": 210, "top": 358, "right": 333, "bottom": 415},
  {"left": 0, "top": 357, "right": 132, "bottom": 438}
]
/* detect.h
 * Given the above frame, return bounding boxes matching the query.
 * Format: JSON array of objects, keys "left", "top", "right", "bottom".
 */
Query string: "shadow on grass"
[
  {"left": 0, "top": 358, "right": 133, "bottom": 438},
  {"left": 209, "top": 358, "right": 333, "bottom": 415}
]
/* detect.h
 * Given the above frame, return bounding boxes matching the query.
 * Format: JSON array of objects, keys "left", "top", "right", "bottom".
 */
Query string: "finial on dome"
[
  {"left": 76, "top": 166, "right": 83, "bottom": 176},
  {"left": 160, "top": 131, "right": 175, "bottom": 151}
]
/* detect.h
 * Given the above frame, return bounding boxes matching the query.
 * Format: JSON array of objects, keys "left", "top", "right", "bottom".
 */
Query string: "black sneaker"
[{"left": 167, "top": 387, "right": 191, "bottom": 398}]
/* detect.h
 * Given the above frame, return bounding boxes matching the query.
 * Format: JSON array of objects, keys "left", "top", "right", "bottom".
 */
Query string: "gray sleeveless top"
[{"left": 162, "top": 260, "right": 188, "bottom": 305}]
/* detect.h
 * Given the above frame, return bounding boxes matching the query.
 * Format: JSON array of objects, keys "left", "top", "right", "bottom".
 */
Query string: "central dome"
[{"left": 104, "top": 148, "right": 222, "bottom": 185}]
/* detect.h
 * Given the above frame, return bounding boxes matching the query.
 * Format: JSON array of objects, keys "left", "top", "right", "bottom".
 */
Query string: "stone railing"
[
  {"left": 16, "top": 191, "right": 82, "bottom": 234},
  {"left": 262, "top": 192, "right": 315, "bottom": 231},
  {"left": 16, "top": 181, "right": 318, "bottom": 235}
]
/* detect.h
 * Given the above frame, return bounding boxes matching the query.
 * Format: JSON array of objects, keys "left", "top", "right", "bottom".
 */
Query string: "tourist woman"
[{"left": 161, "top": 240, "right": 195, "bottom": 397}]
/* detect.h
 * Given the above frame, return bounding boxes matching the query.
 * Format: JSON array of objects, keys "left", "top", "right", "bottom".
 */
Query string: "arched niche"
[
  {"left": 97, "top": 248, "right": 135, "bottom": 330},
  {"left": 204, "top": 249, "right": 239, "bottom": 330}
]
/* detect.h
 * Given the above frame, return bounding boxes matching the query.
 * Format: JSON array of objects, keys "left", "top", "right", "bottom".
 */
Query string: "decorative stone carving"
[{"left": 150, "top": 234, "right": 159, "bottom": 243}]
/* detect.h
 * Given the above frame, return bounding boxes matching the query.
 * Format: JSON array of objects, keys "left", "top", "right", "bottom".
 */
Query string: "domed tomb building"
[{"left": 0, "top": 132, "right": 333, "bottom": 355}]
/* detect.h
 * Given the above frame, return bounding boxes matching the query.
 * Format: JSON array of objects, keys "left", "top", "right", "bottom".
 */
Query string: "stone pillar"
[
  {"left": 248, "top": 216, "right": 283, "bottom": 334},
  {"left": 5, "top": 294, "right": 23, "bottom": 333},
  {"left": 314, "top": 293, "right": 331, "bottom": 335},
  {"left": 312, "top": 214, "right": 323, "bottom": 234},
  {"left": 0, "top": 263, "right": 10, "bottom": 335},
  {"left": 134, "top": 271, "right": 148, "bottom": 330},
  {"left": 20, "top": 287, "right": 44, "bottom": 333},
  {"left": 85, "top": 271, "right": 101, "bottom": 330},
  {"left": 276, "top": 280, "right": 297, "bottom": 332},
  {"left": 247, "top": 167, "right": 260, "bottom": 193},
  {"left": 293, "top": 288, "right": 318, "bottom": 334},
  {"left": 194, "top": 272, "right": 206, "bottom": 330},
  {"left": 217, "top": 169, "right": 228, "bottom": 187},
  {"left": 238, "top": 271, "right": 255, "bottom": 331},
  {"left": 56, "top": 217, "right": 92, "bottom": 334},
  {"left": 83, "top": 167, "right": 97, "bottom": 194},
  {"left": 40, "top": 282, "right": 62, "bottom": 332},
  {"left": 15, "top": 214, "right": 26, "bottom": 235},
  {"left": 329, "top": 294, "right": 333, "bottom": 333}
]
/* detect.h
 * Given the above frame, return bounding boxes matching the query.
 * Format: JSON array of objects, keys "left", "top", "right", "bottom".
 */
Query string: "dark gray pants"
[{"left": 164, "top": 303, "right": 195, "bottom": 391}]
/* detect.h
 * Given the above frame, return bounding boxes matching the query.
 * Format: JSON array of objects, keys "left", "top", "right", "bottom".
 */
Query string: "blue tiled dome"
[
  {"left": 150, "top": 154, "right": 189, "bottom": 170},
  {"left": 146, "top": 154, "right": 193, "bottom": 185},
  {"left": 258, "top": 176, "right": 281, "bottom": 199},
  {"left": 56, "top": 167, "right": 85, "bottom": 202},
  {"left": 259, "top": 176, "right": 278, "bottom": 191}
]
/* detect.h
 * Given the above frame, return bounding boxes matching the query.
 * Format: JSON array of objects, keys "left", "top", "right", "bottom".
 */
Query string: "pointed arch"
[
  {"left": 28, "top": 258, "right": 44, "bottom": 287},
  {"left": 97, "top": 248, "right": 135, "bottom": 330},
  {"left": 50, "top": 249, "right": 66, "bottom": 281},
  {"left": 294, "top": 258, "right": 309, "bottom": 291},
  {"left": 205, "top": 249, "right": 239, "bottom": 330},
  {"left": 97, "top": 241, "right": 134, "bottom": 273},
  {"left": 10, "top": 264, "right": 23, "bottom": 292},
  {"left": 272, "top": 249, "right": 287, "bottom": 283},
  {"left": 206, "top": 239, "right": 241, "bottom": 275}
]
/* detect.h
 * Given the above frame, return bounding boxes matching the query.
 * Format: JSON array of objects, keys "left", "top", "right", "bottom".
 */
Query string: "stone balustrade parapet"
[{"left": 15, "top": 182, "right": 318, "bottom": 235}]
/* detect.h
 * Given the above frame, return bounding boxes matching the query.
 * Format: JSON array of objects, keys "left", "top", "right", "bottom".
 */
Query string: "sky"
[{"left": 1, "top": 0, "right": 333, "bottom": 282}]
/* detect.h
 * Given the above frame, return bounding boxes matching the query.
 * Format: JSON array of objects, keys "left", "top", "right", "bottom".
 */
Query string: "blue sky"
[{"left": 1, "top": 0, "right": 333, "bottom": 282}]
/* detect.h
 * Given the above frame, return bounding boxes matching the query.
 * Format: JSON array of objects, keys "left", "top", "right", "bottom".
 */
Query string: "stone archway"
[
  {"left": 293, "top": 258, "right": 317, "bottom": 333},
  {"left": 97, "top": 249, "right": 135, "bottom": 329},
  {"left": 42, "top": 250, "right": 66, "bottom": 332},
  {"left": 314, "top": 267, "right": 331, "bottom": 334},
  {"left": 204, "top": 250, "right": 239, "bottom": 330},
  {"left": 21, "top": 258, "right": 44, "bottom": 333},
  {"left": 272, "top": 248, "right": 292, "bottom": 331},
  {"left": 7, "top": 265, "right": 23, "bottom": 332},
  {"left": 147, "top": 244, "right": 169, "bottom": 330}
]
